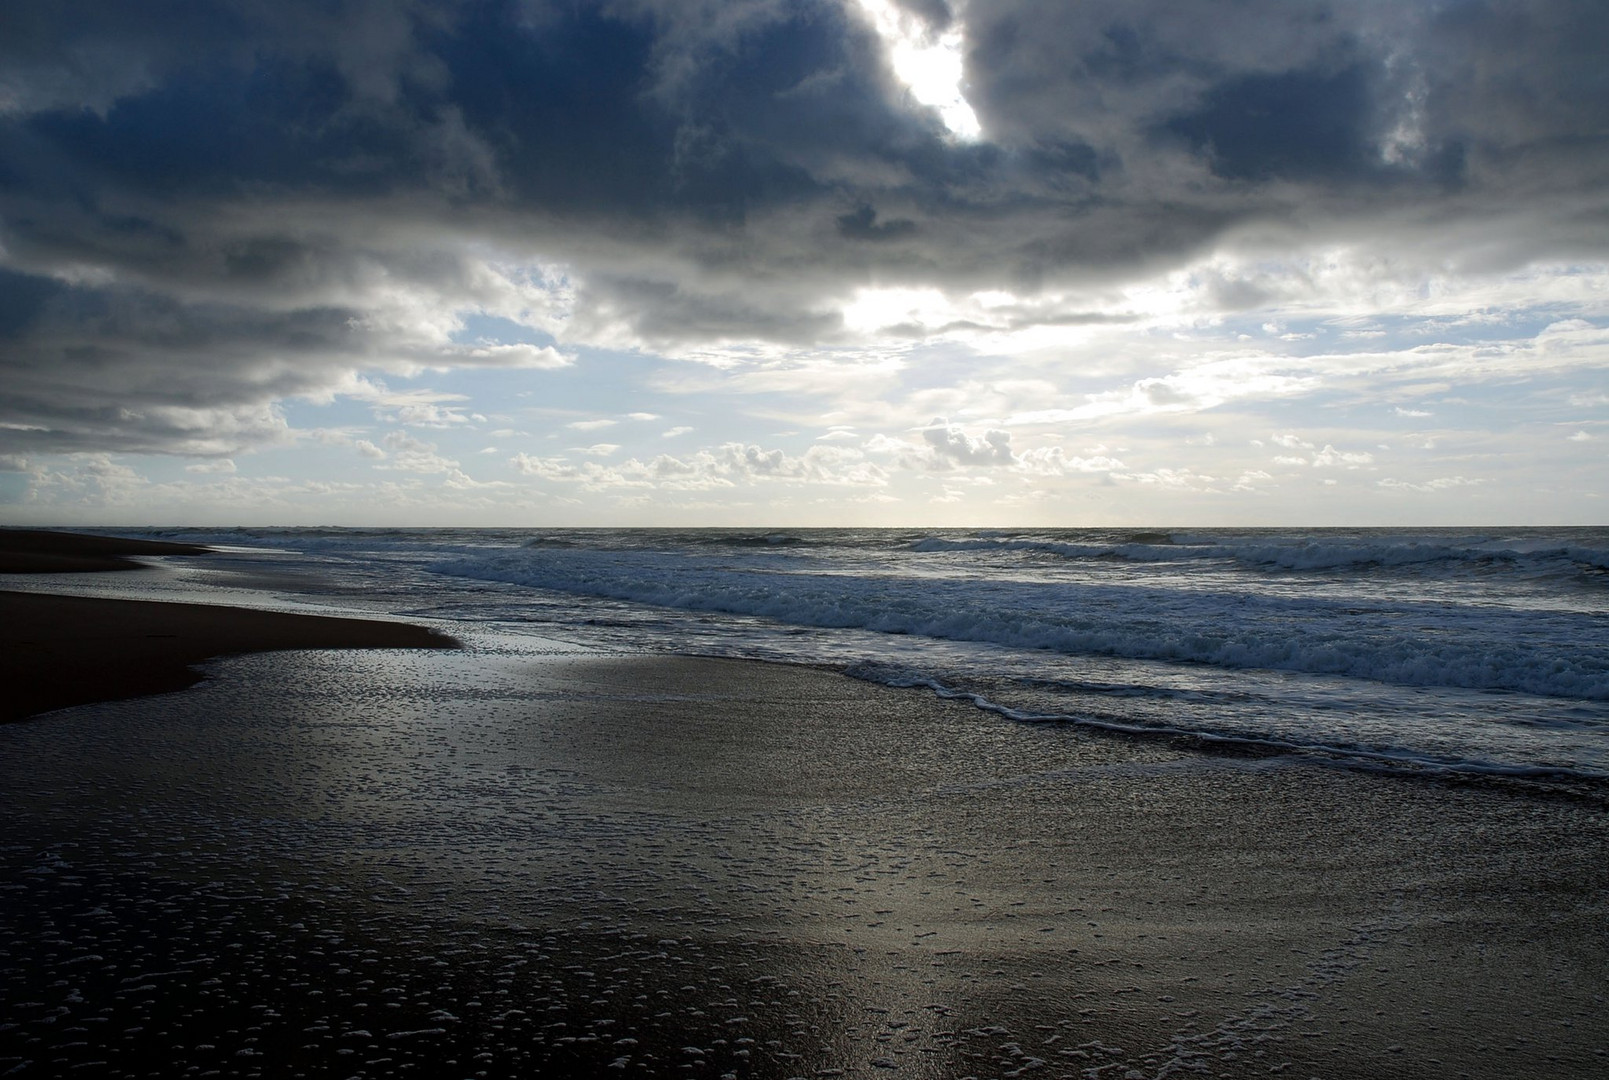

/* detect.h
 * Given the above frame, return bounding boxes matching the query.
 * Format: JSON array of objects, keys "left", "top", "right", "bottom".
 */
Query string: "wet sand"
[{"left": 2, "top": 644, "right": 1605, "bottom": 1079}]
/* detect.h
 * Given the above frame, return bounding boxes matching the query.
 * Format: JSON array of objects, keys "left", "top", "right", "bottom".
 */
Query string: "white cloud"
[
  {"left": 344, "top": 381, "right": 475, "bottom": 427},
  {"left": 1378, "top": 476, "right": 1486, "bottom": 493},
  {"left": 1009, "top": 361, "right": 1315, "bottom": 426},
  {"left": 1112, "top": 467, "right": 1218, "bottom": 491},
  {"left": 379, "top": 431, "right": 458, "bottom": 474},
  {"left": 442, "top": 467, "right": 509, "bottom": 491},
  {"left": 453, "top": 343, "right": 573, "bottom": 369},
  {"left": 392, "top": 403, "right": 471, "bottom": 427},
  {"left": 921, "top": 420, "right": 1015, "bottom": 467},
  {"left": 1233, "top": 469, "right": 1273, "bottom": 491},
  {"left": 184, "top": 458, "right": 238, "bottom": 474},
  {"left": 1015, "top": 446, "right": 1124, "bottom": 475},
  {"left": 26, "top": 454, "right": 146, "bottom": 506},
  {"left": 511, "top": 441, "right": 888, "bottom": 491},
  {"left": 1311, "top": 445, "right": 1375, "bottom": 468}
]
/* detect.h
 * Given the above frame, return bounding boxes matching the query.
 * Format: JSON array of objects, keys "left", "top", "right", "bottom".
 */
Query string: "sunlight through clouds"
[
  {"left": 852, "top": 0, "right": 981, "bottom": 139},
  {"left": 841, "top": 286, "right": 957, "bottom": 333}
]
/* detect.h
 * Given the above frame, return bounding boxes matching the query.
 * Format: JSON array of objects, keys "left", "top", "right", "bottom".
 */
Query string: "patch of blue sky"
[
  {"left": 0, "top": 472, "right": 30, "bottom": 504},
  {"left": 450, "top": 313, "right": 558, "bottom": 349}
]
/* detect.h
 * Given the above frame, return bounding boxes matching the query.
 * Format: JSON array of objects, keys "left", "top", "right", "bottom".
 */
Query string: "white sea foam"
[
  {"left": 911, "top": 531, "right": 1609, "bottom": 576},
  {"left": 844, "top": 665, "right": 1609, "bottom": 782},
  {"left": 427, "top": 548, "right": 1609, "bottom": 701}
]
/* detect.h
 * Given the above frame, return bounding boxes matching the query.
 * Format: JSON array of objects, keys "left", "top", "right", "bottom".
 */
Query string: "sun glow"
[
  {"left": 853, "top": 0, "right": 980, "bottom": 140},
  {"left": 841, "top": 285, "right": 956, "bottom": 333}
]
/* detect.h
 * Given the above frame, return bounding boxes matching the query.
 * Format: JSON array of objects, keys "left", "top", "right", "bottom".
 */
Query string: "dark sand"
[
  {"left": 0, "top": 529, "right": 212, "bottom": 574},
  {"left": 2, "top": 645, "right": 1605, "bottom": 1079},
  {"left": 0, "top": 591, "right": 457, "bottom": 722},
  {"left": 0, "top": 529, "right": 457, "bottom": 721}
]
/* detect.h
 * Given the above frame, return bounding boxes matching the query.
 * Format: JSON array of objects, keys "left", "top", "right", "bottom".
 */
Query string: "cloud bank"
[{"left": 0, "top": 0, "right": 1604, "bottom": 522}]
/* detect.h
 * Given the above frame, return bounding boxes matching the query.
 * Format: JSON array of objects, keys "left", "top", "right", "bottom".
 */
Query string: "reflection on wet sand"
[{"left": 3, "top": 645, "right": 1607, "bottom": 1078}]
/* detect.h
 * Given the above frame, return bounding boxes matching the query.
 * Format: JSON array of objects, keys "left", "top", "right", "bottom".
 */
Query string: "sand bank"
[
  {"left": 0, "top": 527, "right": 212, "bottom": 573},
  {"left": 2, "top": 648, "right": 1604, "bottom": 1078},
  {"left": 1, "top": 529, "right": 457, "bottom": 720},
  {"left": 0, "top": 590, "right": 456, "bottom": 721}
]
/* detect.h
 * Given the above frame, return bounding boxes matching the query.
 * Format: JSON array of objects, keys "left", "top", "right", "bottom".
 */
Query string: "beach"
[
  {"left": 2, "top": 618, "right": 1606, "bottom": 1074},
  {"left": 1, "top": 529, "right": 1606, "bottom": 1078}
]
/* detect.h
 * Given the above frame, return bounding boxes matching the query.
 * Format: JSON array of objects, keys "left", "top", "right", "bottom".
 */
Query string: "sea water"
[{"left": 92, "top": 526, "right": 1609, "bottom": 783}]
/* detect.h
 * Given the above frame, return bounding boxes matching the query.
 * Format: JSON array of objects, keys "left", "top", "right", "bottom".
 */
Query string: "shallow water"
[{"left": 76, "top": 524, "right": 1609, "bottom": 785}]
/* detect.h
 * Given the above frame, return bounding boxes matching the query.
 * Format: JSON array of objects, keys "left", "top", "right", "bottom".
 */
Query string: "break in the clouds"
[{"left": 0, "top": 0, "right": 1604, "bottom": 524}]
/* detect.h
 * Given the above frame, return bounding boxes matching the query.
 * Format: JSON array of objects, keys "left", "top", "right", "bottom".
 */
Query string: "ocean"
[{"left": 85, "top": 524, "right": 1609, "bottom": 787}]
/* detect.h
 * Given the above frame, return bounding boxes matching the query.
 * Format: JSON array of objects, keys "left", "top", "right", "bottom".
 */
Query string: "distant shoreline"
[{"left": 0, "top": 528, "right": 457, "bottom": 722}]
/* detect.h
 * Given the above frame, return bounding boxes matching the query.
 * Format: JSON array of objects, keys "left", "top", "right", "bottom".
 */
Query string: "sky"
[{"left": 0, "top": 0, "right": 1605, "bottom": 527}]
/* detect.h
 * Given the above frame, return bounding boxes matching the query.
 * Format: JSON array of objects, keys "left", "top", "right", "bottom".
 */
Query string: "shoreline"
[{"left": 0, "top": 528, "right": 457, "bottom": 721}]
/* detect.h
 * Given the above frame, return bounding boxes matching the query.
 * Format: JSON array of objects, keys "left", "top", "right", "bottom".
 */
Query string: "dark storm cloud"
[
  {"left": 888, "top": 0, "right": 953, "bottom": 34},
  {"left": 1164, "top": 63, "right": 1386, "bottom": 183},
  {"left": 836, "top": 206, "right": 918, "bottom": 241},
  {"left": 0, "top": 265, "right": 354, "bottom": 454},
  {"left": 1, "top": 0, "right": 1605, "bottom": 456},
  {"left": 582, "top": 273, "right": 845, "bottom": 344}
]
